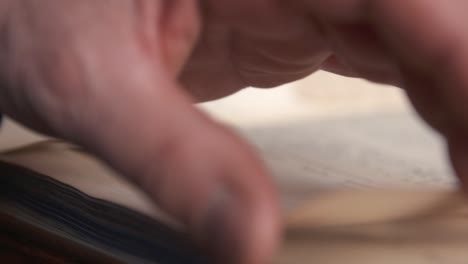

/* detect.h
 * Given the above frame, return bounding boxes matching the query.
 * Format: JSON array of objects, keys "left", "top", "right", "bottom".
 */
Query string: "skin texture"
[{"left": 1, "top": 0, "right": 468, "bottom": 263}]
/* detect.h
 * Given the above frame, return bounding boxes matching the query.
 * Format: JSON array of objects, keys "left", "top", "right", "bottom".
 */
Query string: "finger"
[
  {"left": 7, "top": 2, "right": 281, "bottom": 263},
  {"left": 295, "top": 0, "right": 368, "bottom": 22},
  {"left": 67, "top": 40, "right": 280, "bottom": 264},
  {"left": 365, "top": 0, "right": 468, "bottom": 183},
  {"left": 366, "top": 0, "right": 468, "bottom": 126},
  {"left": 206, "top": 0, "right": 306, "bottom": 38},
  {"left": 448, "top": 135, "right": 468, "bottom": 190},
  {"left": 299, "top": 0, "right": 468, "bottom": 185},
  {"left": 294, "top": 1, "right": 403, "bottom": 85},
  {"left": 157, "top": 0, "right": 201, "bottom": 75},
  {"left": 202, "top": 1, "right": 329, "bottom": 89},
  {"left": 321, "top": 55, "right": 360, "bottom": 78},
  {"left": 403, "top": 74, "right": 450, "bottom": 134},
  {"left": 325, "top": 24, "right": 404, "bottom": 86}
]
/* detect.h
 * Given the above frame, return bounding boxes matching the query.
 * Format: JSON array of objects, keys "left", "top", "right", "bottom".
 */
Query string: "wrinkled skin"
[{"left": 1, "top": 1, "right": 468, "bottom": 263}]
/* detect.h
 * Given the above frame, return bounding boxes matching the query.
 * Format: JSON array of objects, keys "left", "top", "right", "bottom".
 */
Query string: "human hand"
[
  {"left": 1, "top": 1, "right": 468, "bottom": 264},
  {"left": 0, "top": 2, "right": 280, "bottom": 263}
]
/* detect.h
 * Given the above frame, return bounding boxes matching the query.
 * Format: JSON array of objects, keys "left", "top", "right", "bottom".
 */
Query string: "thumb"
[
  {"left": 62, "top": 40, "right": 280, "bottom": 264},
  {"left": 0, "top": 2, "right": 280, "bottom": 262}
]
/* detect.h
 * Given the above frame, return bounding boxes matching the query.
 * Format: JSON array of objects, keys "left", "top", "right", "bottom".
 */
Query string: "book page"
[
  {"left": 244, "top": 111, "right": 455, "bottom": 208},
  {"left": 200, "top": 72, "right": 456, "bottom": 209}
]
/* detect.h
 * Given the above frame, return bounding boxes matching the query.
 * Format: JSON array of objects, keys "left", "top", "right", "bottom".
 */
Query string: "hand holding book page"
[
  {"left": 3, "top": 1, "right": 468, "bottom": 263},
  {"left": 0, "top": 122, "right": 467, "bottom": 264}
]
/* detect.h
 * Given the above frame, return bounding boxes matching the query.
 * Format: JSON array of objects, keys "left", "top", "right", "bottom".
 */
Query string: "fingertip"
[
  {"left": 73, "top": 59, "right": 281, "bottom": 263},
  {"left": 197, "top": 184, "right": 280, "bottom": 264}
]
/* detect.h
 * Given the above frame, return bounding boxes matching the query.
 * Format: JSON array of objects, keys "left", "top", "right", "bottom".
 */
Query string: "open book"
[
  {"left": 2, "top": 68, "right": 468, "bottom": 264},
  {"left": 1, "top": 110, "right": 468, "bottom": 264},
  {"left": 0, "top": 142, "right": 204, "bottom": 263}
]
